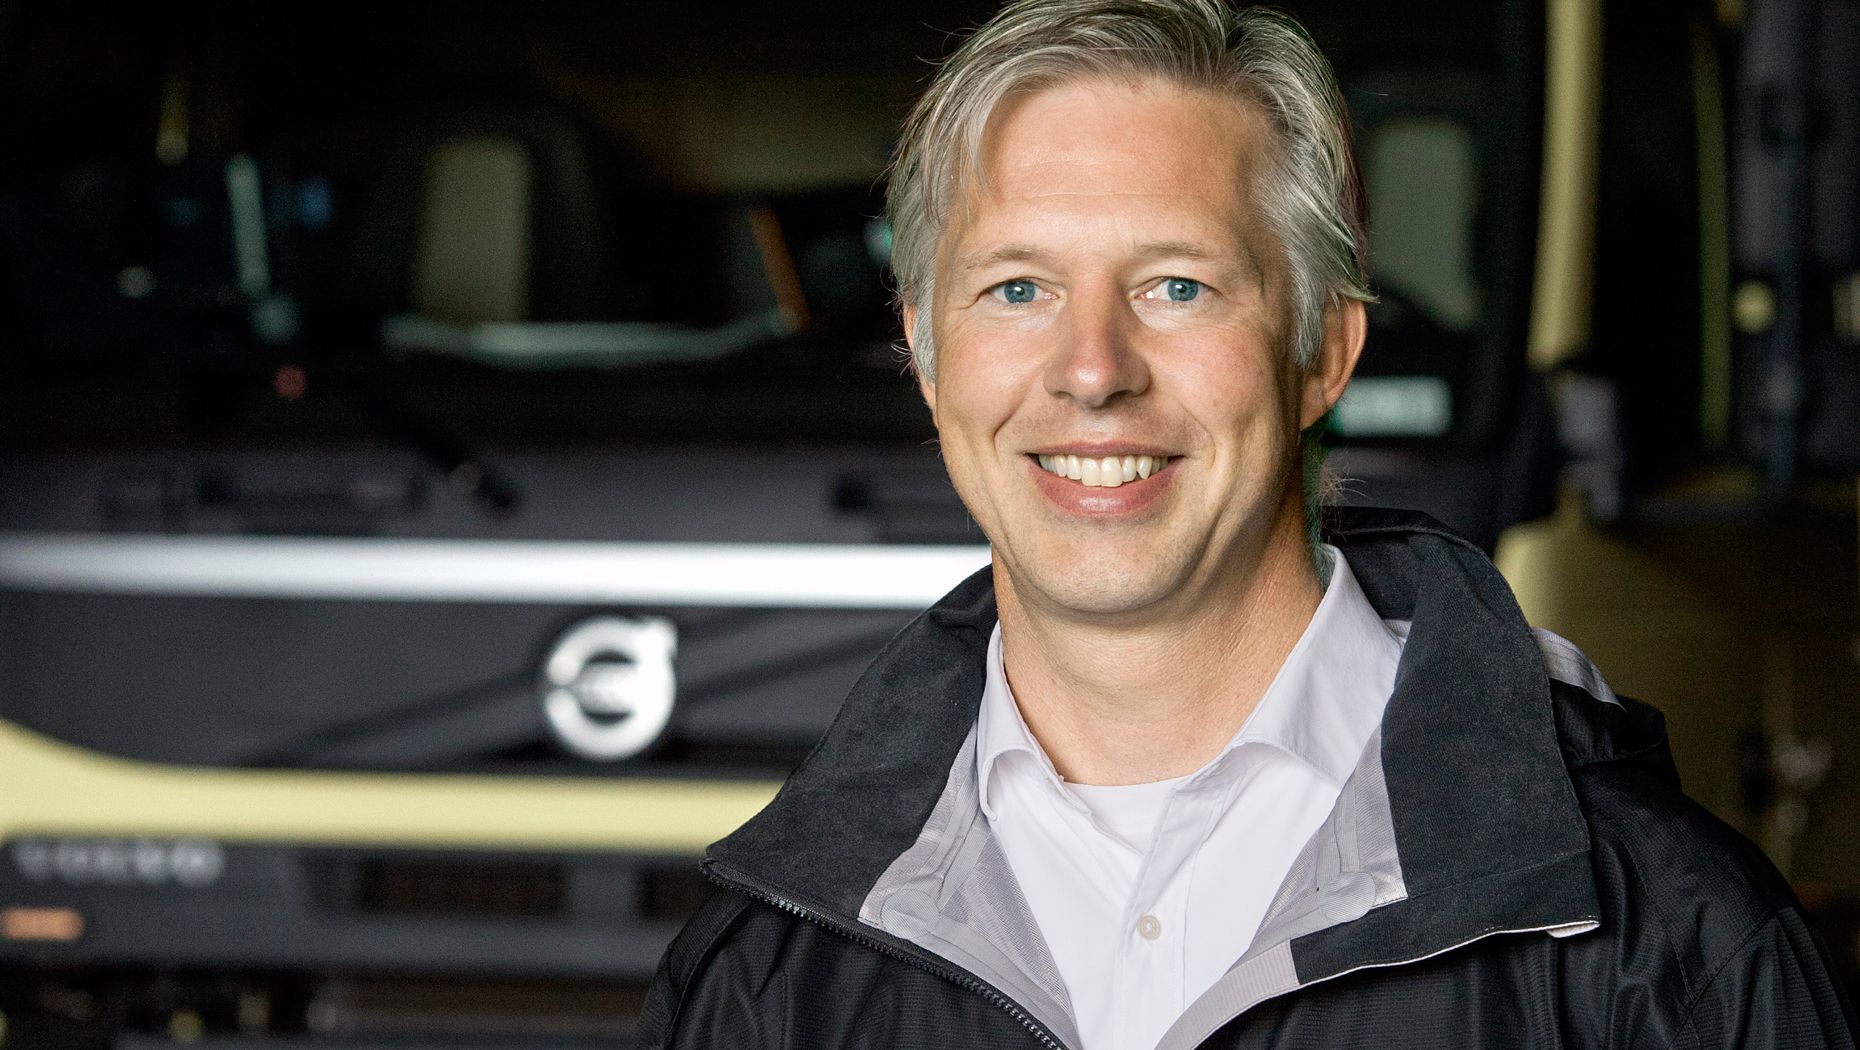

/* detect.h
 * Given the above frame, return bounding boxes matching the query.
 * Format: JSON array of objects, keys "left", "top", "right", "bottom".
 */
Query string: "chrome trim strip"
[{"left": 0, "top": 534, "right": 993, "bottom": 608}]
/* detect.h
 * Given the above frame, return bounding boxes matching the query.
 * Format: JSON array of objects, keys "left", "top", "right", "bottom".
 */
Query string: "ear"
[
  {"left": 1299, "top": 297, "right": 1366, "bottom": 430},
  {"left": 904, "top": 303, "right": 938, "bottom": 416}
]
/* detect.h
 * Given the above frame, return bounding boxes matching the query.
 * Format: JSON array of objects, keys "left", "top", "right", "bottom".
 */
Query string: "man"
[{"left": 638, "top": 1, "right": 1856, "bottom": 1047}]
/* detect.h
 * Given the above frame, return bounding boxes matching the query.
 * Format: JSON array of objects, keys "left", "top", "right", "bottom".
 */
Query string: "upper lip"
[{"left": 1027, "top": 443, "right": 1177, "bottom": 458}]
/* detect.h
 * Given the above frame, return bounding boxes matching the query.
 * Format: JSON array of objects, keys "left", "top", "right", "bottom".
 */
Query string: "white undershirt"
[{"left": 976, "top": 547, "right": 1405, "bottom": 1050}]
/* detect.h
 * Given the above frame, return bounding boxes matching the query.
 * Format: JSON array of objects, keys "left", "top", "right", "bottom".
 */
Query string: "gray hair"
[{"left": 888, "top": 0, "right": 1372, "bottom": 381}]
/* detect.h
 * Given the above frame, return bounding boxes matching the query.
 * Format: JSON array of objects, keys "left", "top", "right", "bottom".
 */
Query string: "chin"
[{"left": 1006, "top": 553, "right": 1187, "bottom": 620}]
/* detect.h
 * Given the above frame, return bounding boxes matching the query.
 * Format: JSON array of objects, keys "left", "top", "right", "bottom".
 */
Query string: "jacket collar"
[
  {"left": 1270, "top": 507, "right": 1599, "bottom": 987},
  {"left": 1318, "top": 507, "right": 1593, "bottom": 894},
  {"left": 705, "top": 562, "right": 998, "bottom": 922},
  {"left": 707, "top": 506, "right": 1600, "bottom": 989}
]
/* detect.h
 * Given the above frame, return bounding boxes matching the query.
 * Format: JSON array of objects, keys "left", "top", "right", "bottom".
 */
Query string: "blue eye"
[
  {"left": 997, "top": 280, "right": 1039, "bottom": 304},
  {"left": 1162, "top": 278, "right": 1201, "bottom": 302}
]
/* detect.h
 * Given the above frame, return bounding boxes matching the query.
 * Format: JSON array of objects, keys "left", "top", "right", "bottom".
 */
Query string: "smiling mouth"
[{"left": 1033, "top": 453, "right": 1174, "bottom": 488}]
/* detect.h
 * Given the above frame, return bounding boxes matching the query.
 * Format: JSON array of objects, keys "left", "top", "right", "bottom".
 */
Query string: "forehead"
[{"left": 947, "top": 76, "right": 1270, "bottom": 255}]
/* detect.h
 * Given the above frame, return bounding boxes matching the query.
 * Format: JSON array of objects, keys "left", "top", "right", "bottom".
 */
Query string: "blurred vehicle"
[{"left": 0, "top": 3, "right": 997, "bottom": 1043}]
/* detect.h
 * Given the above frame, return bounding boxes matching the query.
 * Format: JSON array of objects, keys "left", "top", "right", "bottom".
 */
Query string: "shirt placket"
[{"left": 1111, "top": 787, "right": 1205, "bottom": 1049}]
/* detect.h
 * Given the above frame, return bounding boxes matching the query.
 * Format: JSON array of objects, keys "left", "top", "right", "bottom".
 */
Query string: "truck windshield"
[{"left": 0, "top": 0, "right": 1514, "bottom": 452}]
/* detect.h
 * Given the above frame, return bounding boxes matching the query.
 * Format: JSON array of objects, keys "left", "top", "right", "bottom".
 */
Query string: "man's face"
[{"left": 912, "top": 77, "right": 1352, "bottom": 622}]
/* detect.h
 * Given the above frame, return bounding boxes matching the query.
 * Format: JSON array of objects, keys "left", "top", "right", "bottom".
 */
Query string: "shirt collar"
[
  {"left": 974, "top": 546, "right": 1404, "bottom": 818},
  {"left": 975, "top": 621, "right": 1068, "bottom": 820},
  {"left": 1219, "top": 546, "right": 1403, "bottom": 787}
]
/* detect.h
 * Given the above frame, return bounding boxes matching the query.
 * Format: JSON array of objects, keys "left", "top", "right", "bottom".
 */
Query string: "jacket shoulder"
[
  {"left": 1553, "top": 688, "right": 1855, "bottom": 1044},
  {"left": 636, "top": 889, "right": 777, "bottom": 1049},
  {"left": 1534, "top": 630, "right": 1790, "bottom": 937},
  {"left": 1569, "top": 714, "right": 1797, "bottom": 970},
  {"left": 1574, "top": 766, "right": 1855, "bottom": 1045}
]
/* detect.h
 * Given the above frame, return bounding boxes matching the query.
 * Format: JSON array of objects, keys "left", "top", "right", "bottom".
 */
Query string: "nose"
[{"left": 1042, "top": 285, "right": 1151, "bottom": 408}]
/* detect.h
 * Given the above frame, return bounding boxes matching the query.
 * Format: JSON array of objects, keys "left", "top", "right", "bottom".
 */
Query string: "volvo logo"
[{"left": 542, "top": 616, "right": 678, "bottom": 761}]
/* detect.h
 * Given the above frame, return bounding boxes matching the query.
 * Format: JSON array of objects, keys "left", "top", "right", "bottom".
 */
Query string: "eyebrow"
[
  {"left": 1133, "top": 240, "right": 1224, "bottom": 262},
  {"left": 955, "top": 245, "right": 1053, "bottom": 273}
]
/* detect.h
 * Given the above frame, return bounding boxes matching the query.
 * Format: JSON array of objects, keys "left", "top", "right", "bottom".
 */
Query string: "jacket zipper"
[{"left": 705, "top": 863, "right": 1069, "bottom": 1050}]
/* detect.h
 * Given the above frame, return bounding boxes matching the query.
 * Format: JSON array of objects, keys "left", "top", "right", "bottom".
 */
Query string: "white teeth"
[{"left": 1036, "top": 453, "right": 1169, "bottom": 486}]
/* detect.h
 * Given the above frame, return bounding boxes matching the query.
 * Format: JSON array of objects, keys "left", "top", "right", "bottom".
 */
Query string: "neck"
[{"left": 994, "top": 504, "right": 1322, "bottom": 786}]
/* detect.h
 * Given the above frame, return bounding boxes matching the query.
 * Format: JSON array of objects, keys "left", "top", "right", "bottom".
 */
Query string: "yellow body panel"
[
  {"left": 0, "top": 718, "right": 779, "bottom": 853},
  {"left": 1529, "top": 0, "right": 1603, "bottom": 370}
]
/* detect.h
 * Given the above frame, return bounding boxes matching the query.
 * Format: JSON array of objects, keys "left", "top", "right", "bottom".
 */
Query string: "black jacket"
[{"left": 638, "top": 509, "right": 1856, "bottom": 1049}]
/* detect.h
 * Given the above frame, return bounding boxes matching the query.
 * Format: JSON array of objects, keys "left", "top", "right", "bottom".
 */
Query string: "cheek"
[
  {"left": 933, "top": 367, "right": 1011, "bottom": 436},
  {"left": 1168, "top": 338, "right": 1286, "bottom": 427},
  {"left": 931, "top": 324, "right": 1045, "bottom": 432}
]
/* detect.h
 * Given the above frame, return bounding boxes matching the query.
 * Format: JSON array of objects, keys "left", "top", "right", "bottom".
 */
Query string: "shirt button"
[{"left": 1135, "top": 915, "right": 1163, "bottom": 941}]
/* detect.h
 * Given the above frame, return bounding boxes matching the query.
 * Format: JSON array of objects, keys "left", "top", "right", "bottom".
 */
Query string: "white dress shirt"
[{"left": 977, "top": 547, "right": 1405, "bottom": 1050}]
